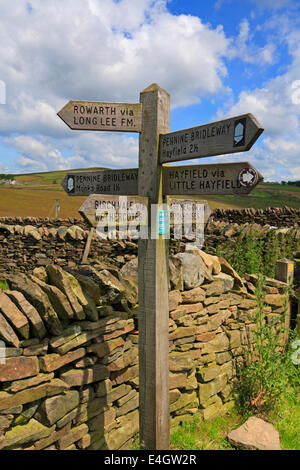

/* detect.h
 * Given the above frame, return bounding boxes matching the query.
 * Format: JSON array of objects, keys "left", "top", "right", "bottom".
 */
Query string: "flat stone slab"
[
  {"left": 0, "top": 356, "right": 39, "bottom": 382},
  {"left": 228, "top": 416, "right": 281, "bottom": 450}
]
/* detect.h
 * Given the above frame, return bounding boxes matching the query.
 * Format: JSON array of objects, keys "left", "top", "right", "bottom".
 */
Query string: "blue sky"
[{"left": 0, "top": 0, "right": 300, "bottom": 181}]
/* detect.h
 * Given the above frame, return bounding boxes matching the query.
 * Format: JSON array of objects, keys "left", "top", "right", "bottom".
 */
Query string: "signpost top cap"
[{"left": 141, "top": 83, "right": 170, "bottom": 96}]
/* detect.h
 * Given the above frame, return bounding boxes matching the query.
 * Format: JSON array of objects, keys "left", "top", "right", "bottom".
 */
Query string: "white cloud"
[
  {"left": 220, "top": 84, "right": 300, "bottom": 137},
  {"left": 188, "top": 129, "right": 300, "bottom": 181},
  {"left": 228, "top": 19, "right": 277, "bottom": 66},
  {"left": 0, "top": 0, "right": 298, "bottom": 181},
  {"left": 249, "top": 0, "right": 293, "bottom": 9},
  {"left": 217, "top": 77, "right": 300, "bottom": 181},
  {"left": 17, "top": 156, "right": 46, "bottom": 171},
  {"left": 0, "top": 0, "right": 235, "bottom": 173},
  {"left": 210, "top": 8, "right": 300, "bottom": 183},
  {"left": 7, "top": 136, "right": 51, "bottom": 160},
  {"left": 216, "top": 11, "right": 300, "bottom": 182},
  {"left": 87, "top": 0, "right": 165, "bottom": 31},
  {"left": 246, "top": 136, "right": 300, "bottom": 181},
  {"left": 0, "top": 0, "right": 231, "bottom": 137},
  {"left": 5, "top": 131, "right": 140, "bottom": 173}
]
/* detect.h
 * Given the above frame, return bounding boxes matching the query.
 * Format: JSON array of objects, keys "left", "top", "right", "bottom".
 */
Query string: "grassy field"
[
  {"left": 131, "top": 395, "right": 300, "bottom": 450},
  {"left": 0, "top": 169, "right": 300, "bottom": 217},
  {"left": 0, "top": 168, "right": 104, "bottom": 218},
  {"left": 168, "top": 394, "right": 300, "bottom": 450},
  {"left": 204, "top": 182, "right": 300, "bottom": 210},
  {"left": 0, "top": 187, "right": 86, "bottom": 218}
]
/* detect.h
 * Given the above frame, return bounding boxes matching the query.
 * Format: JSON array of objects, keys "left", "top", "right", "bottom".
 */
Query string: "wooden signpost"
[
  {"left": 58, "top": 84, "right": 264, "bottom": 451},
  {"left": 61, "top": 168, "right": 138, "bottom": 196},
  {"left": 163, "top": 161, "right": 263, "bottom": 196},
  {"left": 159, "top": 113, "right": 263, "bottom": 163},
  {"left": 57, "top": 101, "right": 142, "bottom": 132},
  {"left": 137, "top": 84, "right": 170, "bottom": 450},
  {"left": 62, "top": 161, "right": 262, "bottom": 198},
  {"left": 78, "top": 194, "right": 148, "bottom": 229},
  {"left": 167, "top": 198, "right": 211, "bottom": 227}
]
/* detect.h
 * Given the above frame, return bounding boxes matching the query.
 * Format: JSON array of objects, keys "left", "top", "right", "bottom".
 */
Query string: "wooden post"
[
  {"left": 276, "top": 258, "right": 294, "bottom": 345},
  {"left": 276, "top": 258, "right": 294, "bottom": 285},
  {"left": 295, "top": 286, "right": 300, "bottom": 336},
  {"left": 138, "top": 84, "right": 170, "bottom": 450},
  {"left": 81, "top": 227, "right": 95, "bottom": 264}
]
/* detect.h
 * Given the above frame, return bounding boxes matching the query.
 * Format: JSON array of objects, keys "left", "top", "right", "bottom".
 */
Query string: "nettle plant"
[
  {"left": 216, "top": 228, "right": 298, "bottom": 279},
  {"left": 235, "top": 275, "right": 299, "bottom": 416}
]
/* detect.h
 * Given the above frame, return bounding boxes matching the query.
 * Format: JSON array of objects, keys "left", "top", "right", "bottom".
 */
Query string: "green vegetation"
[
  {"left": 132, "top": 275, "right": 300, "bottom": 450},
  {"left": 170, "top": 397, "right": 299, "bottom": 450},
  {"left": 131, "top": 398, "right": 300, "bottom": 450},
  {"left": 0, "top": 279, "right": 9, "bottom": 290},
  {"left": 2, "top": 171, "right": 300, "bottom": 217},
  {"left": 264, "top": 181, "right": 300, "bottom": 191},
  {"left": 168, "top": 393, "right": 300, "bottom": 450},
  {"left": 281, "top": 180, "right": 300, "bottom": 188},
  {"left": 234, "top": 276, "right": 299, "bottom": 416},
  {"left": 130, "top": 414, "right": 242, "bottom": 450},
  {"left": 215, "top": 228, "right": 297, "bottom": 278},
  {"left": 13, "top": 167, "right": 107, "bottom": 190},
  {"left": 170, "top": 412, "right": 242, "bottom": 450},
  {"left": 205, "top": 181, "right": 300, "bottom": 209},
  {"left": 273, "top": 394, "right": 300, "bottom": 450},
  {"left": 0, "top": 174, "right": 14, "bottom": 180}
]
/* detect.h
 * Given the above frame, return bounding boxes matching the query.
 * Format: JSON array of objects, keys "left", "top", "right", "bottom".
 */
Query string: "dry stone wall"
[
  {"left": 0, "top": 223, "right": 138, "bottom": 274},
  {"left": 0, "top": 251, "right": 288, "bottom": 450},
  {"left": 211, "top": 207, "right": 300, "bottom": 227},
  {"left": 204, "top": 221, "right": 300, "bottom": 258},
  {"left": 0, "top": 216, "right": 87, "bottom": 229},
  {"left": 1, "top": 218, "right": 299, "bottom": 275},
  {"left": 1, "top": 206, "right": 300, "bottom": 228}
]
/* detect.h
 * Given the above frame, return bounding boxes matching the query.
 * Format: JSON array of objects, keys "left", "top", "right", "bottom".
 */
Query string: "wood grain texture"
[
  {"left": 57, "top": 101, "right": 142, "bottom": 132},
  {"left": 162, "top": 161, "right": 263, "bottom": 195},
  {"left": 275, "top": 259, "right": 294, "bottom": 345},
  {"left": 78, "top": 195, "right": 148, "bottom": 228},
  {"left": 159, "top": 113, "right": 263, "bottom": 163},
  {"left": 81, "top": 227, "right": 95, "bottom": 264},
  {"left": 167, "top": 198, "right": 211, "bottom": 224},
  {"left": 138, "top": 84, "right": 170, "bottom": 450},
  {"left": 61, "top": 169, "right": 138, "bottom": 196}
]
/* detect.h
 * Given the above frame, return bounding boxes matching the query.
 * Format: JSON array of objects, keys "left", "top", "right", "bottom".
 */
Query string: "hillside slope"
[{"left": 0, "top": 169, "right": 300, "bottom": 217}]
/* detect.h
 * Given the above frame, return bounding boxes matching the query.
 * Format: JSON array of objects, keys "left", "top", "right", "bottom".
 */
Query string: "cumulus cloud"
[
  {"left": 188, "top": 129, "right": 300, "bottom": 182},
  {"left": 216, "top": 80, "right": 300, "bottom": 180},
  {"left": 212, "top": 9, "right": 300, "bottom": 182},
  {"left": 244, "top": 136, "right": 300, "bottom": 181},
  {"left": 0, "top": 0, "right": 298, "bottom": 180},
  {"left": 0, "top": 0, "right": 236, "bottom": 173},
  {"left": 5, "top": 131, "right": 140, "bottom": 173},
  {"left": 219, "top": 20, "right": 300, "bottom": 134},
  {"left": 228, "top": 19, "right": 277, "bottom": 66},
  {"left": 0, "top": 0, "right": 231, "bottom": 137}
]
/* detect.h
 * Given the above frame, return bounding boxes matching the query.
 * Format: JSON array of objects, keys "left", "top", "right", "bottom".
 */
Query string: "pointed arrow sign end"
[
  {"left": 57, "top": 101, "right": 74, "bottom": 130},
  {"left": 245, "top": 113, "right": 264, "bottom": 151}
]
